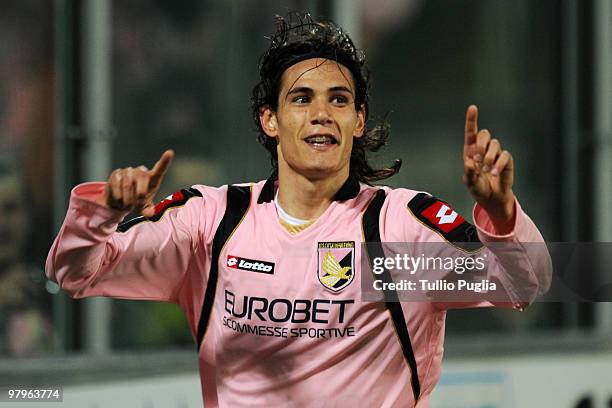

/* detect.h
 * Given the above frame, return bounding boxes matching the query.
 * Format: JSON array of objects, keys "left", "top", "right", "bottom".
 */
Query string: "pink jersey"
[{"left": 46, "top": 175, "right": 551, "bottom": 407}]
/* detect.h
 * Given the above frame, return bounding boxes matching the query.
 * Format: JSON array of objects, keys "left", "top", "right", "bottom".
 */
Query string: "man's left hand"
[{"left": 463, "top": 105, "right": 516, "bottom": 233}]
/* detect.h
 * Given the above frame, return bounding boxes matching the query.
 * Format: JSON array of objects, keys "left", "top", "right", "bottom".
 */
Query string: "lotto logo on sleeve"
[
  {"left": 421, "top": 201, "right": 465, "bottom": 233},
  {"left": 226, "top": 255, "right": 275, "bottom": 274}
]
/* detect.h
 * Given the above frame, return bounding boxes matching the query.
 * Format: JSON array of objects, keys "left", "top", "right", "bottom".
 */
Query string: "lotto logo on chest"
[
  {"left": 226, "top": 255, "right": 275, "bottom": 274},
  {"left": 317, "top": 241, "right": 355, "bottom": 292}
]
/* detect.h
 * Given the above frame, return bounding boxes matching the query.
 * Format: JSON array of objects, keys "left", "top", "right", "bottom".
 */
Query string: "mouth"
[{"left": 303, "top": 134, "right": 338, "bottom": 147}]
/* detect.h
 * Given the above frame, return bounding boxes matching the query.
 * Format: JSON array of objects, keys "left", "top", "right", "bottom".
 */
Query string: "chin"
[{"left": 299, "top": 163, "right": 345, "bottom": 180}]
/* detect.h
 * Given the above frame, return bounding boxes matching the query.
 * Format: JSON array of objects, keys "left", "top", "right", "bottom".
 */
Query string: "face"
[{"left": 260, "top": 58, "right": 366, "bottom": 180}]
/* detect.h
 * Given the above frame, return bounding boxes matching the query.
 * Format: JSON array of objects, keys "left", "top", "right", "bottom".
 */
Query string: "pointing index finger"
[
  {"left": 149, "top": 149, "right": 174, "bottom": 185},
  {"left": 464, "top": 105, "right": 478, "bottom": 146}
]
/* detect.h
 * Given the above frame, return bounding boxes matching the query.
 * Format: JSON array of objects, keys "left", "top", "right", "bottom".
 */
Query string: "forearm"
[
  {"left": 45, "top": 183, "right": 129, "bottom": 297},
  {"left": 45, "top": 182, "right": 200, "bottom": 301},
  {"left": 473, "top": 198, "right": 552, "bottom": 302}
]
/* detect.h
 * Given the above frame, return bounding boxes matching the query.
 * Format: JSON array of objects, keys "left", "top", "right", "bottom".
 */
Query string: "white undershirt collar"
[{"left": 274, "top": 190, "right": 311, "bottom": 226}]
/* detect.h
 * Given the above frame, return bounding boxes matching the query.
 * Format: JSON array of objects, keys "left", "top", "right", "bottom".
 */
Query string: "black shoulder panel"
[
  {"left": 407, "top": 192, "right": 482, "bottom": 250},
  {"left": 196, "top": 185, "right": 252, "bottom": 350},
  {"left": 362, "top": 189, "right": 421, "bottom": 402},
  {"left": 117, "top": 187, "right": 203, "bottom": 233}
]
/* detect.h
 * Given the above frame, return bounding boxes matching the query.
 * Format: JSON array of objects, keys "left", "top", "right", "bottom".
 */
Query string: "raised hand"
[
  {"left": 97, "top": 150, "right": 174, "bottom": 217},
  {"left": 463, "top": 105, "right": 516, "bottom": 231}
]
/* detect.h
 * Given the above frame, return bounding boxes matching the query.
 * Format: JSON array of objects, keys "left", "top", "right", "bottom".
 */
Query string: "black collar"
[{"left": 257, "top": 171, "right": 361, "bottom": 203}]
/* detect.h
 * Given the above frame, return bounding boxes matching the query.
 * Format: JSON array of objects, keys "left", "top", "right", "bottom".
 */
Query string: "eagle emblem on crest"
[{"left": 317, "top": 241, "right": 355, "bottom": 292}]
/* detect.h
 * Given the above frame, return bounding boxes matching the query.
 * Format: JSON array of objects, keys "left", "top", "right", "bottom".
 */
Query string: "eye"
[
  {"left": 292, "top": 95, "right": 310, "bottom": 104},
  {"left": 331, "top": 95, "right": 349, "bottom": 104}
]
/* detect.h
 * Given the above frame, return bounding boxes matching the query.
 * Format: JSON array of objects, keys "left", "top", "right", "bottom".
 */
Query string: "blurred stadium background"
[{"left": 0, "top": 0, "right": 611, "bottom": 407}]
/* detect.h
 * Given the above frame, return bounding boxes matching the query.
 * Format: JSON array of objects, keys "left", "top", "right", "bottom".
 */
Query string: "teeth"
[{"left": 306, "top": 135, "right": 334, "bottom": 144}]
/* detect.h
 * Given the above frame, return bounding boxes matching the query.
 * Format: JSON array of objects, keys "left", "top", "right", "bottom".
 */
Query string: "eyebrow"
[
  {"left": 286, "top": 86, "right": 354, "bottom": 96},
  {"left": 329, "top": 86, "right": 354, "bottom": 94}
]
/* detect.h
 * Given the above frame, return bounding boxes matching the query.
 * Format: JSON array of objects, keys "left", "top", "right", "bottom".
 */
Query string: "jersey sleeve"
[
  {"left": 381, "top": 189, "right": 552, "bottom": 310},
  {"left": 45, "top": 182, "right": 207, "bottom": 303}
]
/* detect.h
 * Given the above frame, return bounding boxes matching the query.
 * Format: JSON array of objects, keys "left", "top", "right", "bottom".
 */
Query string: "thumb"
[
  {"left": 138, "top": 150, "right": 174, "bottom": 217},
  {"left": 149, "top": 150, "right": 174, "bottom": 190}
]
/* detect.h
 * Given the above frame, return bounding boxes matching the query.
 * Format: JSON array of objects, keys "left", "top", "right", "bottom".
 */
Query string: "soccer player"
[{"left": 46, "top": 14, "right": 551, "bottom": 407}]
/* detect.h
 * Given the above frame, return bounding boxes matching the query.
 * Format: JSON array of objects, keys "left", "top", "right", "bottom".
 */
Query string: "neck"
[{"left": 276, "top": 164, "right": 349, "bottom": 220}]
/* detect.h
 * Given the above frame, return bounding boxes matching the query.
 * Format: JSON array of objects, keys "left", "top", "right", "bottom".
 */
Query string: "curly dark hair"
[{"left": 251, "top": 13, "right": 401, "bottom": 183}]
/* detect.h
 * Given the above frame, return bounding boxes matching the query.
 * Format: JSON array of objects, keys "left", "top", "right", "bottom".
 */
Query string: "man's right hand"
[{"left": 96, "top": 150, "right": 174, "bottom": 217}]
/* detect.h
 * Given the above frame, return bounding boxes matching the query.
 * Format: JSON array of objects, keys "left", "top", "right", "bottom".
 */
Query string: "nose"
[{"left": 309, "top": 98, "right": 333, "bottom": 125}]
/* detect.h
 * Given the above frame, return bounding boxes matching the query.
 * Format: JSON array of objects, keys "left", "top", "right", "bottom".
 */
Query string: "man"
[{"left": 46, "top": 14, "right": 551, "bottom": 407}]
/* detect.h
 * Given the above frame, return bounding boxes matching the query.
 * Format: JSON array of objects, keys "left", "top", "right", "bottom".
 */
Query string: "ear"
[
  {"left": 259, "top": 106, "right": 279, "bottom": 138},
  {"left": 353, "top": 104, "right": 366, "bottom": 138}
]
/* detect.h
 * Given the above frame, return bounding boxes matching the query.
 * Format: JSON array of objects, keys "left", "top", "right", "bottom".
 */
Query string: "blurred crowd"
[{"left": 0, "top": 1, "right": 54, "bottom": 357}]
